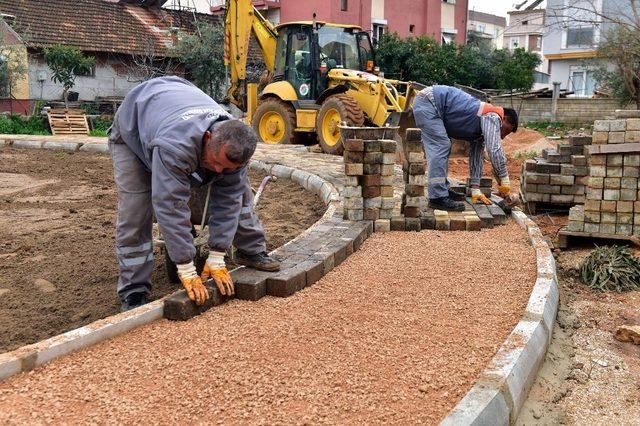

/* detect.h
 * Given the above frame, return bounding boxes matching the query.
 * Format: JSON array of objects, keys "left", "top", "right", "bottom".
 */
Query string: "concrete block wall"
[{"left": 492, "top": 98, "right": 630, "bottom": 125}]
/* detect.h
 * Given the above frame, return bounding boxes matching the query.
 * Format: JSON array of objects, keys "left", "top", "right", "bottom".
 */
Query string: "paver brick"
[
  {"left": 363, "top": 163, "right": 381, "bottom": 175},
  {"left": 343, "top": 139, "right": 364, "bottom": 151},
  {"left": 345, "top": 163, "right": 364, "bottom": 175},
  {"left": 363, "top": 140, "right": 381, "bottom": 152},
  {"left": 232, "top": 268, "right": 271, "bottom": 301},
  {"left": 390, "top": 216, "right": 406, "bottom": 231},
  {"left": 405, "top": 185, "right": 425, "bottom": 197},
  {"left": 362, "top": 186, "right": 381, "bottom": 198},
  {"left": 361, "top": 175, "right": 381, "bottom": 186},
  {"left": 379, "top": 139, "right": 397, "bottom": 153},
  {"left": 374, "top": 219, "right": 391, "bottom": 232},
  {"left": 405, "top": 217, "right": 421, "bottom": 232},
  {"left": 403, "top": 206, "right": 420, "bottom": 217},
  {"left": 364, "top": 152, "right": 383, "bottom": 164},
  {"left": 164, "top": 281, "right": 228, "bottom": 321},
  {"left": 267, "top": 267, "right": 306, "bottom": 297}
]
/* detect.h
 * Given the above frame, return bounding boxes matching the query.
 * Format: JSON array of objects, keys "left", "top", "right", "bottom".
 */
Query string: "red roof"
[{"left": 0, "top": 0, "right": 220, "bottom": 56}]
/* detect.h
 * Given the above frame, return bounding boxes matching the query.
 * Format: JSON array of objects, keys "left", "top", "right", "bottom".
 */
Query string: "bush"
[
  {"left": 580, "top": 246, "right": 640, "bottom": 292},
  {"left": 91, "top": 117, "right": 112, "bottom": 132},
  {"left": 0, "top": 114, "right": 51, "bottom": 135}
]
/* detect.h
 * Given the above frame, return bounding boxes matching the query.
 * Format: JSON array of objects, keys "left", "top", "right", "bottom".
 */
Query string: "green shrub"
[
  {"left": 580, "top": 245, "right": 640, "bottom": 292},
  {"left": 0, "top": 114, "right": 51, "bottom": 135},
  {"left": 89, "top": 129, "right": 107, "bottom": 137}
]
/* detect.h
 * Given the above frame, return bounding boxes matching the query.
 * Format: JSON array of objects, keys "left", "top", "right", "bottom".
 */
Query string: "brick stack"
[
  {"left": 464, "top": 177, "right": 493, "bottom": 197},
  {"left": 565, "top": 115, "right": 640, "bottom": 237},
  {"left": 397, "top": 129, "right": 427, "bottom": 231},
  {"left": 520, "top": 135, "right": 592, "bottom": 210},
  {"left": 342, "top": 137, "right": 397, "bottom": 232}
]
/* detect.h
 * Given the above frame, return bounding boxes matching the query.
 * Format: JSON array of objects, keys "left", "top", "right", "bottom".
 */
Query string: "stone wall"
[{"left": 492, "top": 97, "right": 631, "bottom": 125}]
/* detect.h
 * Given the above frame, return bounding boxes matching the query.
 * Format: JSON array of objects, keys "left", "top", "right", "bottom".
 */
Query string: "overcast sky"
[{"left": 468, "top": 0, "right": 547, "bottom": 18}]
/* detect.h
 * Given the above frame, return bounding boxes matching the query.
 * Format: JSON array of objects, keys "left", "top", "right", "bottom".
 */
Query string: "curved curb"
[
  {"left": 440, "top": 210, "right": 559, "bottom": 425},
  {"left": 0, "top": 144, "right": 350, "bottom": 382}
]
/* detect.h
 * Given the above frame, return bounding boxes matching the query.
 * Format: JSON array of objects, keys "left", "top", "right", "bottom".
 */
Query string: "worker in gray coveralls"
[
  {"left": 413, "top": 85, "right": 519, "bottom": 212},
  {"left": 109, "top": 76, "right": 280, "bottom": 311}
]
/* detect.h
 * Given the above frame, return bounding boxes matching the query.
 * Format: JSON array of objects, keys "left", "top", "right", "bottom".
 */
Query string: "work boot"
[
  {"left": 236, "top": 250, "right": 281, "bottom": 272},
  {"left": 429, "top": 196, "right": 465, "bottom": 212},
  {"left": 448, "top": 189, "right": 466, "bottom": 201},
  {"left": 120, "top": 293, "right": 148, "bottom": 312}
]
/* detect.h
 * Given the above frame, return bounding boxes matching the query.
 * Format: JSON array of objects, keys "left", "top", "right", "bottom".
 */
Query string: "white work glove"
[
  {"left": 498, "top": 176, "right": 511, "bottom": 198},
  {"left": 471, "top": 187, "right": 491, "bottom": 205},
  {"left": 177, "top": 261, "right": 209, "bottom": 306},
  {"left": 200, "top": 251, "right": 234, "bottom": 296}
]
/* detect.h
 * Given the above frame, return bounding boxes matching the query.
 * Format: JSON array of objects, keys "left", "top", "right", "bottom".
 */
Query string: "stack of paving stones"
[
  {"left": 565, "top": 113, "right": 640, "bottom": 238},
  {"left": 390, "top": 129, "right": 427, "bottom": 232},
  {"left": 520, "top": 134, "right": 592, "bottom": 212},
  {"left": 342, "top": 137, "right": 397, "bottom": 232}
]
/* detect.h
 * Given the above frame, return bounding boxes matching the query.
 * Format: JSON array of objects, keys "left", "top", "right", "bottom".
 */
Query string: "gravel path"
[{"left": 0, "top": 222, "right": 536, "bottom": 425}]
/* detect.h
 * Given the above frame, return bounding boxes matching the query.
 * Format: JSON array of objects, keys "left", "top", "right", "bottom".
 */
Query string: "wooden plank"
[
  {"left": 586, "top": 143, "right": 640, "bottom": 155},
  {"left": 558, "top": 229, "right": 640, "bottom": 249},
  {"left": 47, "top": 109, "right": 89, "bottom": 136}
]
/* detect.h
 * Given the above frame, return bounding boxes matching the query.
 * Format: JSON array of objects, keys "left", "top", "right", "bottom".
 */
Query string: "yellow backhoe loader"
[{"left": 224, "top": 0, "right": 423, "bottom": 155}]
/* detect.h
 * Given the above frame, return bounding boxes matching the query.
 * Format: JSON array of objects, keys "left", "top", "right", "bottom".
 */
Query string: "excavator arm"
[{"left": 224, "top": 0, "right": 278, "bottom": 110}]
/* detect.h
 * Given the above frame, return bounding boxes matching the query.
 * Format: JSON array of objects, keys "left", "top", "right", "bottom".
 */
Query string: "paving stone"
[
  {"left": 310, "top": 251, "right": 335, "bottom": 276},
  {"left": 344, "top": 151, "right": 364, "bottom": 163},
  {"left": 407, "top": 163, "right": 426, "bottom": 175},
  {"left": 434, "top": 210, "right": 450, "bottom": 231},
  {"left": 378, "top": 208, "right": 393, "bottom": 219},
  {"left": 361, "top": 175, "right": 381, "bottom": 186},
  {"left": 448, "top": 213, "right": 466, "bottom": 231},
  {"left": 405, "top": 217, "right": 421, "bottom": 232},
  {"left": 344, "top": 197, "right": 363, "bottom": 209},
  {"left": 342, "top": 186, "right": 362, "bottom": 197},
  {"left": 266, "top": 267, "right": 306, "bottom": 297},
  {"left": 232, "top": 268, "right": 272, "bottom": 301},
  {"left": 363, "top": 163, "right": 381, "bottom": 175},
  {"left": 405, "top": 184, "right": 425, "bottom": 197},
  {"left": 403, "top": 206, "right": 420, "bottom": 217},
  {"left": 298, "top": 259, "right": 325, "bottom": 288},
  {"left": 343, "top": 175, "right": 359, "bottom": 186},
  {"left": 487, "top": 204, "right": 507, "bottom": 225},
  {"left": 343, "top": 138, "right": 364, "bottom": 151},
  {"left": 363, "top": 208, "right": 379, "bottom": 220},
  {"left": 381, "top": 153, "right": 396, "bottom": 164},
  {"left": 381, "top": 164, "right": 395, "bottom": 176},
  {"left": 363, "top": 140, "right": 381, "bottom": 151},
  {"left": 379, "top": 139, "right": 397, "bottom": 153},
  {"left": 164, "top": 281, "right": 228, "bottom": 321},
  {"left": 362, "top": 186, "right": 381, "bottom": 198},
  {"left": 465, "top": 215, "right": 482, "bottom": 231},
  {"left": 374, "top": 219, "right": 391, "bottom": 232},
  {"left": 326, "top": 239, "right": 350, "bottom": 266},
  {"left": 344, "top": 209, "right": 364, "bottom": 221},
  {"left": 380, "top": 185, "right": 394, "bottom": 197},
  {"left": 471, "top": 202, "right": 494, "bottom": 228},
  {"left": 390, "top": 216, "right": 406, "bottom": 231},
  {"left": 536, "top": 162, "right": 561, "bottom": 174},
  {"left": 363, "top": 197, "right": 382, "bottom": 209},
  {"left": 381, "top": 175, "right": 394, "bottom": 185},
  {"left": 550, "top": 174, "right": 574, "bottom": 185},
  {"left": 363, "top": 152, "right": 383, "bottom": 164},
  {"left": 345, "top": 163, "right": 364, "bottom": 175},
  {"left": 420, "top": 212, "right": 436, "bottom": 230}
]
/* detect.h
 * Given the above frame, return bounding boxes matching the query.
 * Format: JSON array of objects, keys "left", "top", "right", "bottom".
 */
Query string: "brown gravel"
[
  {"left": 0, "top": 147, "right": 324, "bottom": 353},
  {"left": 0, "top": 222, "right": 536, "bottom": 425}
]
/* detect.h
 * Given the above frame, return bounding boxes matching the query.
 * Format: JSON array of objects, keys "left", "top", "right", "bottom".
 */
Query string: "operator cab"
[{"left": 273, "top": 22, "right": 375, "bottom": 100}]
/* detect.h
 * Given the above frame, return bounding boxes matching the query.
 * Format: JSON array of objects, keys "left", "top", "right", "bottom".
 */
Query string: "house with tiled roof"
[{"left": 0, "top": 0, "right": 218, "bottom": 114}]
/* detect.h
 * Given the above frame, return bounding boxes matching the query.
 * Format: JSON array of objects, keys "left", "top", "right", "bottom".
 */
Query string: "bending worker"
[
  {"left": 413, "top": 85, "right": 518, "bottom": 211},
  {"left": 109, "top": 76, "right": 279, "bottom": 311}
]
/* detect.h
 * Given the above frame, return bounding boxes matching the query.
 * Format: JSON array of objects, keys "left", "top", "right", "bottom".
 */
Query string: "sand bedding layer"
[
  {"left": 0, "top": 222, "right": 536, "bottom": 425},
  {"left": 0, "top": 147, "right": 325, "bottom": 353}
]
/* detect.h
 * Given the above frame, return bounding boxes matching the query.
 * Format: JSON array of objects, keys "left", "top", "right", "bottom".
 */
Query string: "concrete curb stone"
[
  {"left": 440, "top": 209, "right": 559, "bottom": 425},
  {"left": 42, "top": 141, "right": 84, "bottom": 151},
  {"left": 79, "top": 143, "right": 109, "bottom": 153},
  {"left": 12, "top": 140, "right": 44, "bottom": 149}
]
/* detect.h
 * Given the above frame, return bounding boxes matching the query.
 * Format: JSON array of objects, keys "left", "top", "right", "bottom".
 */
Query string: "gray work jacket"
[{"left": 110, "top": 76, "right": 245, "bottom": 264}]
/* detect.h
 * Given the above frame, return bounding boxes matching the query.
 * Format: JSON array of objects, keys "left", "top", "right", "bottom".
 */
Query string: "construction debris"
[{"left": 615, "top": 325, "right": 640, "bottom": 345}]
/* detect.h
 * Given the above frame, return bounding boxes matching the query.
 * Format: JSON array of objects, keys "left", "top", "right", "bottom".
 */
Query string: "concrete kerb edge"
[
  {"left": 440, "top": 209, "right": 559, "bottom": 425},
  {"left": 0, "top": 153, "right": 343, "bottom": 383}
]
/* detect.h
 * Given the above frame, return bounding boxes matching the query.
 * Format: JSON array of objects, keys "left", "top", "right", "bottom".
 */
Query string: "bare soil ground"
[
  {"left": 515, "top": 211, "right": 640, "bottom": 425},
  {"left": 0, "top": 222, "right": 536, "bottom": 425},
  {"left": 448, "top": 128, "right": 552, "bottom": 190},
  {"left": 0, "top": 147, "right": 325, "bottom": 353}
]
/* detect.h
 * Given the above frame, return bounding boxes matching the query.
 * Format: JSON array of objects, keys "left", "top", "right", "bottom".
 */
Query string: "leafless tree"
[
  {"left": 116, "top": 37, "right": 181, "bottom": 83},
  {"left": 546, "top": 0, "right": 640, "bottom": 108}
]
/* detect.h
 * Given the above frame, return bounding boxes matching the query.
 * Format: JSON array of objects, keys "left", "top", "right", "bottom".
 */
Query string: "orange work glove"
[
  {"left": 176, "top": 262, "right": 209, "bottom": 306},
  {"left": 200, "top": 251, "right": 234, "bottom": 296},
  {"left": 471, "top": 188, "right": 492, "bottom": 205},
  {"left": 498, "top": 176, "right": 511, "bottom": 198}
]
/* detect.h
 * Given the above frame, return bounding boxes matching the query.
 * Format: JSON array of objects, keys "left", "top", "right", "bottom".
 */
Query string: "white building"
[{"left": 467, "top": 10, "right": 506, "bottom": 49}]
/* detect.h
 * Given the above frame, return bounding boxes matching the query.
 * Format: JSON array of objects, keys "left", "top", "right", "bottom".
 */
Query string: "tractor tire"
[
  {"left": 252, "top": 99, "right": 296, "bottom": 145},
  {"left": 316, "top": 94, "right": 365, "bottom": 155}
]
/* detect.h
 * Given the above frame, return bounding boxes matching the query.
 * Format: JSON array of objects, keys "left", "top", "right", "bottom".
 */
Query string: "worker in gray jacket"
[
  {"left": 413, "top": 85, "right": 518, "bottom": 211},
  {"left": 109, "top": 76, "right": 279, "bottom": 311}
]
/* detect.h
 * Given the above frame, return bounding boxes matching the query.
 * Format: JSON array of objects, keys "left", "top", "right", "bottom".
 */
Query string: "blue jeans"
[{"left": 413, "top": 94, "right": 452, "bottom": 199}]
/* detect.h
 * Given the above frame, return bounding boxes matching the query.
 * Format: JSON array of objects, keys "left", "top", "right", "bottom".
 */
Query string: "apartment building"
[{"left": 467, "top": 10, "right": 506, "bottom": 49}]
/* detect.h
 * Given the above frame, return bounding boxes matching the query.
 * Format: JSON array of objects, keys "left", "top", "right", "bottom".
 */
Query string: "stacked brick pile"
[
  {"left": 566, "top": 116, "right": 640, "bottom": 237},
  {"left": 520, "top": 135, "right": 592, "bottom": 211},
  {"left": 389, "top": 129, "right": 426, "bottom": 232},
  {"left": 342, "top": 137, "right": 397, "bottom": 232}
]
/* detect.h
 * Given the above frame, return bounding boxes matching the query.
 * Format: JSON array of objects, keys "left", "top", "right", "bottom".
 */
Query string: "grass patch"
[
  {"left": 89, "top": 129, "right": 108, "bottom": 137},
  {"left": 0, "top": 114, "right": 51, "bottom": 135},
  {"left": 514, "top": 150, "right": 538, "bottom": 160},
  {"left": 524, "top": 121, "right": 591, "bottom": 137}
]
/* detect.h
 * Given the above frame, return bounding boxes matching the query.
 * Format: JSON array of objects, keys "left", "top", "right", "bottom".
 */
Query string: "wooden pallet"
[
  {"left": 46, "top": 109, "right": 89, "bottom": 135},
  {"left": 558, "top": 229, "right": 640, "bottom": 249}
]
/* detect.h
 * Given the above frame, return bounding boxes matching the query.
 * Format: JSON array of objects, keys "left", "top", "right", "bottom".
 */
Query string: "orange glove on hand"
[
  {"left": 177, "top": 262, "right": 209, "bottom": 306},
  {"left": 200, "top": 251, "right": 234, "bottom": 296},
  {"left": 498, "top": 176, "right": 511, "bottom": 198},
  {"left": 471, "top": 188, "right": 492, "bottom": 205}
]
